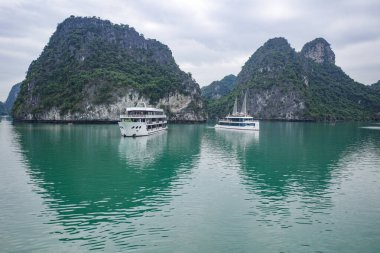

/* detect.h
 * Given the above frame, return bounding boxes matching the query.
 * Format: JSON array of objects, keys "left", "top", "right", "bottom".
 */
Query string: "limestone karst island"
[{"left": 2, "top": 16, "right": 379, "bottom": 122}]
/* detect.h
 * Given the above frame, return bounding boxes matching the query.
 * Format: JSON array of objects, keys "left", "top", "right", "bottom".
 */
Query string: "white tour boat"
[
  {"left": 215, "top": 92, "right": 260, "bottom": 131},
  {"left": 118, "top": 102, "right": 168, "bottom": 137}
]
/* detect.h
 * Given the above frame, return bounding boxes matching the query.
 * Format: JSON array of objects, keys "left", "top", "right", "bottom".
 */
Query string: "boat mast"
[
  {"left": 241, "top": 91, "right": 247, "bottom": 115},
  {"left": 232, "top": 97, "right": 238, "bottom": 115}
]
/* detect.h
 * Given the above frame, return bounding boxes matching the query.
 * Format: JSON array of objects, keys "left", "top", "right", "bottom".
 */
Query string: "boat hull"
[
  {"left": 118, "top": 122, "right": 167, "bottom": 137},
  {"left": 215, "top": 122, "right": 260, "bottom": 131}
]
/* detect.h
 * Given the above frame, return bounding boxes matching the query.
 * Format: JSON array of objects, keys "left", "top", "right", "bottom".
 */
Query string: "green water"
[{"left": 1, "top": 117, "right": 380, "bottom": 252}]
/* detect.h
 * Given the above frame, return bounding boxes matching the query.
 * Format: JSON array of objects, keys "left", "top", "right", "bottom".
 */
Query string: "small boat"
[
  {"left": 215, "top": 92, "right": 260, "bottom": 131},
  {"left": 118, "top": 102, "right": 168, "bottom": 137}
]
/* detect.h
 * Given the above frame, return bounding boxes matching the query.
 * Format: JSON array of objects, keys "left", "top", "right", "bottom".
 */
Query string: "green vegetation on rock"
[
  {"left": 371, "top": 80, "right": 380, "bottom": 91},
  {"left": 13, "top": 16, "right": 205, "bottom": 121},
  {"left": 207, "top": 37, "right": 380, "bottom": 121},
  {"left": 201, "top": 74, "right": 236, "bottom": 100}
]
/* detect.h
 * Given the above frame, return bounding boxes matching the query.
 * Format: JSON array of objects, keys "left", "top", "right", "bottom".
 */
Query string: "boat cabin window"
[{"left": 128, "top": 110, "right": 164, "bottom": 116}]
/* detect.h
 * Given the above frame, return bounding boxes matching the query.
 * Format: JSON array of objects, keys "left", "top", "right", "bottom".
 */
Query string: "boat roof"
[
  {"left": 127, "top": 102, "right": 163, "bottom": 112},
  {"left": 127, "top": 107, "right": 163, "bottom": 112},
  {"left": 225, "top": 115, "right": 253, "bottom": 118}
]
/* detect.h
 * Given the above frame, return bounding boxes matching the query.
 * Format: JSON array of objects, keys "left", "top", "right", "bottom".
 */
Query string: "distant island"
[
  {"left": 0, "top": 102, "right": 7, "bottom": 115},
  {"left": 201, "top": 74, "right": 236, "bottom": 100},
  {"left": 7, "top": 16, "right": 380, "bottom": 122},
  {"left": 0, "top": 82, "right": 21, "bottom": 116}
]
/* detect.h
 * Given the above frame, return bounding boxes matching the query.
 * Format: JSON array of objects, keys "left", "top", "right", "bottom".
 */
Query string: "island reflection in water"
[
  {"left": 14, "top": 124, "right": 202, "bottom": 251},
  {"left": 2, "top": 122, "right": 379, "bottom": 252},
  {"left": 215, "top": 127, "right": 259, "bottom": 146},
  {"left": 118, "top": 131, "right": 168, "bottom": 167}
]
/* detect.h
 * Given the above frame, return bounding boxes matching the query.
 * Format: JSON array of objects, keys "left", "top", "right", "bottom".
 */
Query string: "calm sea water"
[{"left": 1, "top": 117, "right": 380, "bottom": 252}]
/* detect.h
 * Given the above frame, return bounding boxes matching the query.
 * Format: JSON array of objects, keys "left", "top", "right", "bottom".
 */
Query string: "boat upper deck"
[
  {"left": 121, "top": 109, "right": 166, "bottom": 119},
  {"left": 121, "top": 102, "right": 166, "bottom": 119},
  {"left": 120, "top": 114, "right": 167, "bottom": 119},
  {"left": 224, "top": 115, "right": 253, "bottom": 119},
  {"left": 126, "top": 107, "right": 164, "bottom": 113}
]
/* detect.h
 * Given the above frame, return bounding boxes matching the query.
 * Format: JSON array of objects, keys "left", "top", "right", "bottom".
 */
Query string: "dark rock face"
[
  {"left": 0, "top": 102, "right": 7, "bottom": 115},
  {"left": 13, "top": 16, "right": 206, "bottom": 122},
  {"left": 201, "top": 74, "right": 236, "bottom": 99},
  {"left": 5, "top": 82, "right": 21, "bottom": 112},
  {"left": 301, "top": 38, "right": 335, "bottom": 64}
]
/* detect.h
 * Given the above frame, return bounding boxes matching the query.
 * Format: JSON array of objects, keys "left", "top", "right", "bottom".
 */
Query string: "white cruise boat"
[
  {"left": 118, "top": 102, "right": 168, "bottom": 137},
  {"left": 215, "top": 92, "right": 260, "bottom": 131}
]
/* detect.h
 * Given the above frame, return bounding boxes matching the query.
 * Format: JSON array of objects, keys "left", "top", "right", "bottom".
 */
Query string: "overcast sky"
[{"left": 0, "top": 0, "right": 379, "bottom": 101}]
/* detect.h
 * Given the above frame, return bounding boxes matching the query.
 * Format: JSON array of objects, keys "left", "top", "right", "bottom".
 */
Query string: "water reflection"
[
  {"left": 211, "top": 128, "right": 259, "bottom": 176},
  {"left": 205, "top": 123, "right": 372, "bottom": 224},
  {"left": 199, "top": 122, "right": 380, "bottom": 251},
  {"left": 13, "top": 124, "right": 202, "bottom": 251},
  {"left": 215, "top": 128, "right": 259, "bottom": 148},
  {"left": 237, "top": 123, "right": 371, "bottom": 227},
  {"left": 243, "top": 123, "right": 364, "bottom": 186},
  {"left": 360, "top": 122, "right": 380, "bottom": 130},
  {"left": 118, "top": 131, "right": 167, "bottom": 166},
  {"left": 5, "top": 121, "right": 380, "bottom": 252}
]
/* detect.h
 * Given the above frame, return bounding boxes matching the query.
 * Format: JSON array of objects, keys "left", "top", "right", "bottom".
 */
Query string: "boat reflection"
[
  {"left": 215, "top": 127, "right": 259, "bottom": 148},
  {"left": 236, "top": 123, "right": 370, "bottom": 226},
  {"left": 118, "top": 131, "right": 167, "bottom": 167},
  {"left": 202, "top": 122, "right": 375, "bottom": 229},
  {"left": 12, "top": 123, "right": 203, "bottom": 251}
]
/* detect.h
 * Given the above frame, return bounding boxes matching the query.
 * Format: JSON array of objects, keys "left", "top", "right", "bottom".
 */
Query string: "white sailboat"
[{"left": 215, "top": 91, "right": 260, "bottom": 131}]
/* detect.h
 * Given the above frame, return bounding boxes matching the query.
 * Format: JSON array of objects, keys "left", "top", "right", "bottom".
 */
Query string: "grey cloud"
[{"left": 0, "top": 0, "right": 379, "bottom": 100}]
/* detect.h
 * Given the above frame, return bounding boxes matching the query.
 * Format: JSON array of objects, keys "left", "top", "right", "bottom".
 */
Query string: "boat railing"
[
  {"left": 120, "top": 118, "right": 168, "bottom": 123},
  {"left": 219, "top": 119, "right": 256, "bottom": 122},
  {"left": 146, "top": 121, "right": 167, "bottom": 125},
  {"left": 120, "top": 114, "right": 166, "bottom": 118}
]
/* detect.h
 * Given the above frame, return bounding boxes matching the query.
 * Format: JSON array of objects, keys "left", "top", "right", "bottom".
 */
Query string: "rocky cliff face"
[
  {"left": 207, "top": 37, "right": 380, "bottom": 121},
  {"left": 301, "top": 38, "right": 335, "bottom": 64},
  {"left": 246, "top": 86, "right": 306, "bottom": 120},
  {"left": 13, "top": 16, "right": 206, "bottom": 122},
  {"left": 20, "top": 90, "right": 205, "bottom": 122}
]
